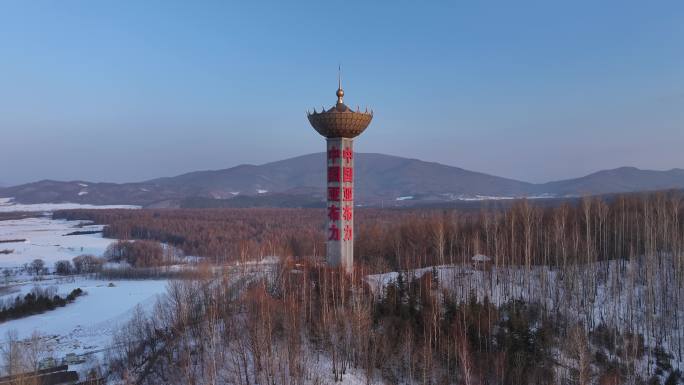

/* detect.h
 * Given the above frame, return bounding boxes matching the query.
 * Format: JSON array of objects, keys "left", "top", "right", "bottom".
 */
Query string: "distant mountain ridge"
[
  {"left": 1, "top": 153, "right": 683, "bottom": 208},
  {"left": 535, "top": 166, "right": 684, "bottom": 196}
]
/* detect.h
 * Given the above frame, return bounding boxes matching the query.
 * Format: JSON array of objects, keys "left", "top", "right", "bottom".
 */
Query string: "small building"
[
  {"left": 62, "top": 353, "right": 85, "bottom": 365},
  {"left": 38, "top": 357, "right": 57, "bottom": 370},
  {"left": 471, "top": 254, "right": 492, "bottom": 270}
]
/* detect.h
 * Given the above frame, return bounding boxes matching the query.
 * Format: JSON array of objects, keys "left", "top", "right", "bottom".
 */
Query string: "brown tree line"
[{"left": 54, "top": 191, "right": 684, "bottom": 273}]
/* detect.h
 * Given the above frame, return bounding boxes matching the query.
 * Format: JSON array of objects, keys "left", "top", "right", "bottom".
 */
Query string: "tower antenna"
[
  {"left": 338, "top": 64, "right": 342, "bottom": 90},
  {"left": 336, "top": 64, "right": 344, "bottom": 104}
]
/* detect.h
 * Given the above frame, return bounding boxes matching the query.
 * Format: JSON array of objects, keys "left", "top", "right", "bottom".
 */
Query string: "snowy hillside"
[
  {"left": 367, "top": 259, "right": 684, "bottom": 374},
  {"left": 0, "top": 210, "right": 167, "bottom": 375}
]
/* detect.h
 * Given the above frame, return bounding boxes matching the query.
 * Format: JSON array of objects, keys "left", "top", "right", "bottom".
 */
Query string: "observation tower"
[{"left": 307, "top": 73, "right": 373, "bottom": 274}]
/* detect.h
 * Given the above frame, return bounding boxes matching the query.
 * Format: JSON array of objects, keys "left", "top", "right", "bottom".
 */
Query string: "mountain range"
[{"left": 1, "top": 153, "right": 683, "bottom": 208}]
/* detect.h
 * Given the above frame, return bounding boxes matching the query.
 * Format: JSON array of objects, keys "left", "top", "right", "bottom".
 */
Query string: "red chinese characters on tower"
[
  {"left": 327, "top": 166, "right": 340, "bottom": 183},
  {"left": 328, "top": 187, "right": 340, "bottom": 201},
  {"left": 328, "top": 145, "right": 354, "bottom": 244},
  {"left": 343, "top": 187, "right": 353, "bottom": 201},
  {"left": 328, "top": 204, "right": 340, "bottom": 221},
  {"left": 342, "top": 167, "right": 353, "bottom": 183},
  {"left": 328, "top": 223, "right": 340, "bottom": 241},
  {"left": 328, "top": 146, "right": 341, "bottom": 163},
  {"left": 342, "top": 147, "right": 353, "bottom": 164},
  {"left": 343, "top": 224, "right": 353, "bottom": 241},
  {"left": 342, "top": 205, "right": 352, "bottom": 221}
]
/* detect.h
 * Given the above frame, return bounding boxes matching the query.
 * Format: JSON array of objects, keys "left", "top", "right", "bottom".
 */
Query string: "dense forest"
[
  {"left": 50, "top": 191, "right": 684, "bottom": 384},
  {"left": 55, "top": 192, "right": 684, "bottom": 272}
]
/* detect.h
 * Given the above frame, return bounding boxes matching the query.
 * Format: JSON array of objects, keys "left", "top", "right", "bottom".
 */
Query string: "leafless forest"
[{"left": 48, "top": 191, "right": 684, "bottom": 384}]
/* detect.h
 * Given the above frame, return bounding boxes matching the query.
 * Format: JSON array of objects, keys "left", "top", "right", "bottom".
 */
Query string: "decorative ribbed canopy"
[{"left": 307, "top": 77, "right": 373, "bottom": 139}]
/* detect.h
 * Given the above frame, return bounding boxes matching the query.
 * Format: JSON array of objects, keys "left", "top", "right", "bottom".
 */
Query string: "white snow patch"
[
  {"left": 0, "top": 277, "right": 168, "bottom": 358},
  {"left": 0, "top": 200, "right": 139, "bottom": 212},
  {"left": 395, "top": 196, "right": 414, "bottom": 201},
  {"left": 0, "top": 198, "right": 14, "bottom": 205},
  {"left": 446, "top": 193, "right": 556, "bottom": 201},
  {"left": 0, "top": 217, "right": 113, "bottom": 268},
  {"left": 77, "top": 183, "right": 88, "bottom": 187},
  {"left": 77, "top": 191, "right": 88, "bottom": 196},
  {"left": 235, "top": 255, "right": 280, "bottom": 266},
  {"left": 257, "top": 189, "right": 268, "bottom": 194},
  {"left": 459, "top": 195, "right": 516, "bottom": 201},
  {"left": 180, "top": 255, "right": 205, "bottom": 264}
]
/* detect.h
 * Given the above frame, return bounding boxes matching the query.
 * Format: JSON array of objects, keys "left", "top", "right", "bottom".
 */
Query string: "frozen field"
[
  {"left": 0, "top": 197, "right": 139, "bottom": 213},
  {"left": 0, "top": 205, "right": 168, "bottom": 366},
  {"left": 0, "top": 217, "right": 115, "bottom": 268},
  {"left": 0, "top": 277, "right": 167, "bottom": 358}
]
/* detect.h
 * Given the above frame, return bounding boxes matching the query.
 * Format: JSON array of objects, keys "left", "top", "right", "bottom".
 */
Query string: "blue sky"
[{"left": 1, "top": 1, "right": 682, "bottom": 185}]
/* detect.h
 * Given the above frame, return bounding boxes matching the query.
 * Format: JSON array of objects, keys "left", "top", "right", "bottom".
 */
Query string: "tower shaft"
[{"left": 326, "top": 137, "right": 354, "bottom": 274}]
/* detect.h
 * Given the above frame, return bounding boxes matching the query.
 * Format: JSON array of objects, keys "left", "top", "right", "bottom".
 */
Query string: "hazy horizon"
[{"left": 1, "top": 1, "right": 683, "bottom": 186}]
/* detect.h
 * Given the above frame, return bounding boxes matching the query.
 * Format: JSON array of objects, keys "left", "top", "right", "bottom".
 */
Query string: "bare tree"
[{"left": 28, "top": 259, "right": 44, "bottom": 276}]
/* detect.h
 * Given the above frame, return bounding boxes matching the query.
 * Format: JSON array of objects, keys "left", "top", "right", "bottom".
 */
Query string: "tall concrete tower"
[{"left": 307, "top": 73, "right": 373, "bottom": 274}]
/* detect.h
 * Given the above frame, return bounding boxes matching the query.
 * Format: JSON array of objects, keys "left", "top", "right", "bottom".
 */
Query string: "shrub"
[
  {"left": 54, "top": 260, "right": 73, "bottom": 275},
  {"left": 29, "top": 259, "right": 45, "bottom": 276},
  {"left": 104, "top": 240, "right": 164, "bottom": 268},
  {"left": 72, "top": 254, "right": 105, "bottom": 274}
]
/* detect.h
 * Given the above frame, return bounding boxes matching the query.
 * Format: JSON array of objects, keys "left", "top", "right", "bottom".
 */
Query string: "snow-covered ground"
[
  {"left": 0, "top": 207, "right": 168, "bottom": 368},
  {"left": 0, "top": 197, "right": 139, "bottom": 213},
  {"left": 0, "top": 217, "right": 113, "bottom": 268},
  {"left": 367, "top": 260, "right": 684, "bottom": 372},
  {"left": 0, "top": 277, "right": 167, "bottom": 358},
  {"left": 445, "top": 193, "right": 556, "bottom": 201}
]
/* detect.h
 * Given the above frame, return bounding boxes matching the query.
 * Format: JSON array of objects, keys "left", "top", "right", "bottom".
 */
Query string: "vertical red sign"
[{"left": 327, "top": 139, "right": 354, "bottom": 268}]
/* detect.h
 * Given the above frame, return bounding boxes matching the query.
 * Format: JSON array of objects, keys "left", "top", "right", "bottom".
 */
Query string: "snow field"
[
  {"left": 0, "top": 197, "right": 139, "bottom": 213},
  {"left": 0, "top": 278, "right": 168, "bottom": 358},
  {"left": 0, "top": 211, "right": 168, "bottom": 364},
  {"left": 0, "top": 217, "right": 114, "bottom": 268}
]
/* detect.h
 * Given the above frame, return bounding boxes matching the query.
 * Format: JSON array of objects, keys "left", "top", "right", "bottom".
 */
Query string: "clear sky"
[{"left": 1, "top": 1, "right": 682, "bottom": 186}]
